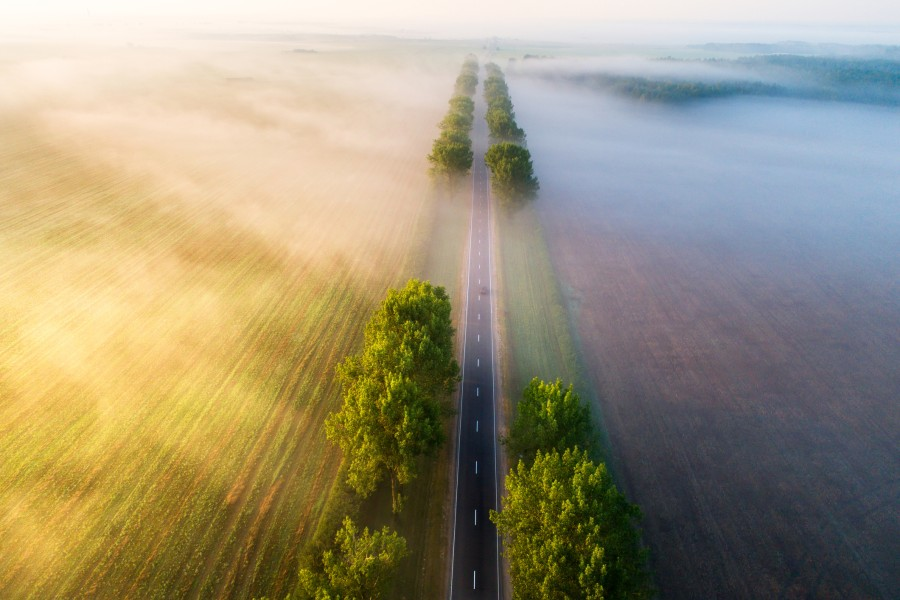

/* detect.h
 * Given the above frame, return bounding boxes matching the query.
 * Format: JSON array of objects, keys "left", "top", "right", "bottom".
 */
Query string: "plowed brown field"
[{"left": 513, "top": 80, "right": 900, "bottom": 598}]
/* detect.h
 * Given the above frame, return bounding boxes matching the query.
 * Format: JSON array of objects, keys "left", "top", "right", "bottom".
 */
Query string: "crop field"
[
  {"left": 511, "top": 72, "right": 900, "bottom": 599},
  {"left": 0, "top": 32, "right": 467, "bottom": 599}
]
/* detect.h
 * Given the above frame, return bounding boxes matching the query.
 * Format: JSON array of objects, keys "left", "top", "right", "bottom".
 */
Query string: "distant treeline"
[
  {"left": 482, "top": 63, "right": 539, "bottom": 202},
  {"left": 428, "top": 56, "right": 478, "bottom": 176},
  {"left": 738, "top": 55, "right": 900, "bottom": 105},
  {"left": 576, "top": 75, "right": 780, "bottom": 103},
  {"left": 691, "top": 42, "right": 900, "bottom": 59},
  {"left": 566, "top": 55, "right": 900, "bottom": 106}
]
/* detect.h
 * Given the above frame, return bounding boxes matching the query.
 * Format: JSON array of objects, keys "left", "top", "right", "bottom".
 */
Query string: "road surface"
[{"left": 449, "top": 73, "right": 501, "bottom": 599}]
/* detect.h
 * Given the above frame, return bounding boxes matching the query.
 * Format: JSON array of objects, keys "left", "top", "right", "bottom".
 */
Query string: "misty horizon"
[{"left": 2, "top": 12, "right": 900, "bottom": 46}]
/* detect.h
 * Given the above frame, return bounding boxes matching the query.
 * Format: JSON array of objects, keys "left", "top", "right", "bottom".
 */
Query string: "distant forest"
[{"left": 565, "top": 54, "right": 900, "bottom": 106}]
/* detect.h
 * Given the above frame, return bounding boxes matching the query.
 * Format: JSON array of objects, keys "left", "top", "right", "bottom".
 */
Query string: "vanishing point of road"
[{"left": 449, "top": 71, "right": 502, "bottom": 599}]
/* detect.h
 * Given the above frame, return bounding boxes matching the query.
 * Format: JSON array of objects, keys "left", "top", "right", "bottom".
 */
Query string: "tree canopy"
[
  {"left": 455, "top": 56, "right": 479, "bottom": 96},
  {"left": 491, "top": 449, "right": 653, "bottom": 600},
  {"left": 448, "top": 94, "right": 475, "bottom": 116},
  {"left": 484, "top": 142, "right": 539, "bottom": 201},
  {"left": 440, "top": 110, "right": 473, "bottom": 133},
  {"left": 485, "top": 106, "right": 525, "bottom": 142},
  {"left": 326, "top": 279, "right": 459, "bottom": 512},
  {"left": 429, "top": 139, "right": 474, "bottom": 175},
  {"left": 481, "top": 63, "right": 537, "bottom": 201},
  {"left": 430, "top": 58, "right": 479, "bottom": 177},
  {"left": 505, "top": 377, "right": 591, "bottom": 465},
  {"left": 482, "top": 62, "right": 525, "bottom": 144},
  {"left": 429, "top": 91, "right": 475, "bottom": 176},
  {"left": 297, "top": 517, "right": 408, "bottom": 600}
]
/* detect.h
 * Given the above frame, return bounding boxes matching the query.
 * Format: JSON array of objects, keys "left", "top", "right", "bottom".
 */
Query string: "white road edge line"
[{"left": 486, "top": 136, "right": 502, "bottom": 600}]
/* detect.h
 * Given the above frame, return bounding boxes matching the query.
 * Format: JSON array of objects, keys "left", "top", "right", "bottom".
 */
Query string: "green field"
[{"left": 0, "top": 36, "right": 471, "bottom": 599}]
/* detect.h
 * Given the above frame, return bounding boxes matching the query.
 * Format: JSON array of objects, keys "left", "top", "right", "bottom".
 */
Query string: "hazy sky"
[{"left": 6, "top": 0, "right": 900, "bottom": 24}]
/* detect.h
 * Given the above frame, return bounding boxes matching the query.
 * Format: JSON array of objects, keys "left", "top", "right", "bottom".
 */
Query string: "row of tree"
[
  {"left": 482, "top": 63, "right": 539, "bottom": 201},
  {"left": 491, "top": 378, "right": 654, "bottom": 599},
  {"left": 428, "top": 56, "right": 479, "bottom": 176},
  {"left": 483, "top": 62, "right": 525, "bottom": 143},
  {"left": 287, "top": 280, "right": 460, "bottom": 599},
  {"left": 455, "top": 55, "right": 479, "bottom": 96}
]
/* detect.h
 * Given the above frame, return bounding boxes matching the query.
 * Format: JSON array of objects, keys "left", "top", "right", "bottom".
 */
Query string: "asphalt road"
[{"left": 449, "top": 80, "right": 501, "bottom": 599}]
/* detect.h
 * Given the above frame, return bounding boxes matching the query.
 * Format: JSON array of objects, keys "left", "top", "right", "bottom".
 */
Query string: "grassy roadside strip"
[
  {"left": 386, "top": 58, "right": 482, "bottom": 599},
  {"left": 494, "top": 205, "right": 578, "bottom": 417},
  {"left": 493, "top": 204, "right": 611, "bottom": 465},
  {"left": 301, "top": 58, "right": 475, "bottom": 600},
  {"left": 381, "top": 62, "right": 475, "bottom": 600},
  {"left": 491, "top": 201, "right": 623, "bottom": 599},
  {"left": 343, "top": 183, "right": 470, "bottom": 600},
  {"left": 392, "top": 182, "right": 471, "bottom": 599}
]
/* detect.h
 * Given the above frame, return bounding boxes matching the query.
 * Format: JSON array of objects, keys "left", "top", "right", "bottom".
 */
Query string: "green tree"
[
  {"left": 485, "top": 93, "right": 514, "bottom": 115},
  {"left": 506, "top": 378, "right": 591, "bottom": 465},
  {"left": 437, "top": 127, "right": 471, "bottom": 146},
  {"left": 484, "top": 88, "right": 510, "bottom": 106},
  {"left": 428, "top": 138, "right": 473, "bottom": 175},
  {"left": 297, "top": 517, "right": 408, "bottom": 600},
  {"left": 455, "top": 72, "right": 478, "bottom": 96},
  {"left": 491, "top": 449, "right": 653, "bottom": 600},
  {"left": 485, "top": 106, "right": 525, "bottom": 142},
  {"left": 431, "top": 62, "right": 478, "bottom": 175},
  {"left": 440, "top": 110, "right": 473, "bottom": 133},
  {"left": 448, "top": 94, "right": 475, "bottom": 117},
  {"left": 484, "top": 142, "right": 539, "bottom": 201},
  {"left": 359, "top": 279, "right": 458, "bottom": 399},
  {"left": 326, "top": 279, "right": 459, "bottom": 512},
  {"left": 484, "top": 62, "right": 502, "bottom": 77}
]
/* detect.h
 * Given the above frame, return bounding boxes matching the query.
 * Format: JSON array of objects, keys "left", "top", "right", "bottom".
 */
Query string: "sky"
[
  {"left": 5, "top": 0, "right": 900, "bottom": 24},
  {"left": 4, "top": 0, "right": 899, "bottom": 44}
]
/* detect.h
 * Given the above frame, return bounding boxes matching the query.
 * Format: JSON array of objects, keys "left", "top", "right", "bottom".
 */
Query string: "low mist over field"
[
  {"left": 0, "top": 29, "right": 462, "bottom": 598},
  {"left": 508, "top": 52, "right": 899, "bottom": 598}
]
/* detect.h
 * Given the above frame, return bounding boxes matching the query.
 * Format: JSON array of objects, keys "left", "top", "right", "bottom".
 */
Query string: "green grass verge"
[
  {"left": 495, "top": 204, "right": 609, "bottom": 463},
  {"left": 341, "top": 181, "right": 470, "bottom": 600}
]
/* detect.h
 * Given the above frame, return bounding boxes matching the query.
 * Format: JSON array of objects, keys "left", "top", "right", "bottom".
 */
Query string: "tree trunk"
[{"left": 390, "top": 475, "right": 403, "bottom": 513}]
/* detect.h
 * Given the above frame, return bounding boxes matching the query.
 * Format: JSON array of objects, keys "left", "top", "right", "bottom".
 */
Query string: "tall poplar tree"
[
  {"left": 326, "top": 279, "right": 459, "bottom": 512},
  {"left": 491, "top": 448, "right": 653, "bottom": 600}
]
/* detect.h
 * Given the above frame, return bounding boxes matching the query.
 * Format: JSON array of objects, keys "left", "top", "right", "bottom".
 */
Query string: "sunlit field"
[{"left": 0, "top": 31, "right": 463, "bottom": 599}]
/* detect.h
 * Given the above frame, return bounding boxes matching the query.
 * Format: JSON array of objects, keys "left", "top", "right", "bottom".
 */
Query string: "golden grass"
[{"left": 0, "top": 36, "right": 461, "bottom": 599}]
